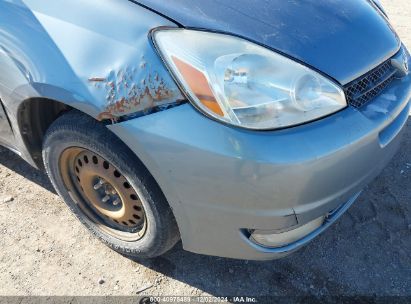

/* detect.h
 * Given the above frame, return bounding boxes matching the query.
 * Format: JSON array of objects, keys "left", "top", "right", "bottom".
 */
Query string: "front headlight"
[{"left": 153, "top": 29, "right": 347, "bottom": 130}]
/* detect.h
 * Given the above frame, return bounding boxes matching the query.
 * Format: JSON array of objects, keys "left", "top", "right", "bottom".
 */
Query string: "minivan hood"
[{"left": 137, "top": 0, "right": 400, "bottom": 85}]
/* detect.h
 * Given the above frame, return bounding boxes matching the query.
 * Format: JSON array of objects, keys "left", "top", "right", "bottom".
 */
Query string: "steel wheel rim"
[{"left": 60, "top": 147, "right": 147, "bottom": 241}]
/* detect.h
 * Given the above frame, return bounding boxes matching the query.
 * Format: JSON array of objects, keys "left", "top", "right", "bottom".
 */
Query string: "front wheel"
[{"left": 42, "top": 111, "right": 180, "bottom": 258}]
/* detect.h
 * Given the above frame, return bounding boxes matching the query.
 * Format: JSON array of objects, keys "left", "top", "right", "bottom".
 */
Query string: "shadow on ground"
[
  {"left": 0, "top": 147, "right": 56, "bottom": 194},
  {"left": 0, "top": 117, "right": 410, "bottom": 296}
]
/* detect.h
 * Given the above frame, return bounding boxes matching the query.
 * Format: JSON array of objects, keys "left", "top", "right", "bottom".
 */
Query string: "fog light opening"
[{"left": 249, "top": 216, "right": 325, "bottom": 248}]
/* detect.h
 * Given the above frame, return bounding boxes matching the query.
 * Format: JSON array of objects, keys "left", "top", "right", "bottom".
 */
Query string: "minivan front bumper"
[{"left": 108, "top": 74, "right": 411, "bottom": 260}]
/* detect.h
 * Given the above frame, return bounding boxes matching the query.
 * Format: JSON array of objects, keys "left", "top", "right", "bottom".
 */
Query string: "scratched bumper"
[{"left": 108, "top": 73, "right": 411, "bottom": 260}]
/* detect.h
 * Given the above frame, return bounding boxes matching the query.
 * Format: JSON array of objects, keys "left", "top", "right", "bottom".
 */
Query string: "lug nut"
[
  {"left": 102, "top": 195, "right": 110, "bottom": 203},
  {"left": 112, "top": 198, "right": 120, "bottom": 206},
  {"left": 94, "top": 179, "right": 105, "bottom": 190},
  {"left": 105, "top": 188, "right": 117, "bottom": 196}
]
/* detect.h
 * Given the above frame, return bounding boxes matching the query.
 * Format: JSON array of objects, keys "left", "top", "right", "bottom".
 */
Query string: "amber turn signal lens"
[{"left": 172, "top": 56, "right": 224, "bottom": 116}]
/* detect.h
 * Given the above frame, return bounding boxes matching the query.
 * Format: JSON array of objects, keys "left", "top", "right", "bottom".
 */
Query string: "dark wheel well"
[{"left": 18, "top": 98, "right": 73, "bottom": 168}]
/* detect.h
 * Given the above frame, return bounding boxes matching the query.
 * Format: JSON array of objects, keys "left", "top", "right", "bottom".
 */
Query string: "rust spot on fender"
[
  {"left": 92, "top": 63, "right": 183, "bottom": 123},
  {"left": 96, "top": 111, "right": 118, "bottom": 123}
]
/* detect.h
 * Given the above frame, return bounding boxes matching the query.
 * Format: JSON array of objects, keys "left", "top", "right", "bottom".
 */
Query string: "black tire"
[{"left": 42, "top": 110, "right": 180, "bottom": 258}]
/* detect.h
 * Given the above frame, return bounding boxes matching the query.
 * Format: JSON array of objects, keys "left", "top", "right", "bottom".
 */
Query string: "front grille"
[{"left": 344, "top": 58, "right": 397, "bottom": 108}]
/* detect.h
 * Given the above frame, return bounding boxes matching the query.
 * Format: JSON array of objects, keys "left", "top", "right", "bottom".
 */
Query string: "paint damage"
[{"left": 90, "top": 58, "right": 185, "bottom": 123}]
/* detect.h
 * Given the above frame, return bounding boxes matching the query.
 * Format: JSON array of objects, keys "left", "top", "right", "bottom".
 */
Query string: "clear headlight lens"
[{"left": 153, "top": 29, "right": 347, "bottom": 130}]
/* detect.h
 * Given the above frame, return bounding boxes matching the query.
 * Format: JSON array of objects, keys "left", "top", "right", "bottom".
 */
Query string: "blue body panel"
[
  {"left": 136, "top": 0, "right": 400, "bottom": 84},
  {"left": 0, "top": 0, "right": 183, "bottom": 164},
  {"left": 109, "top": 72, "right": 411, "bottom": 259},
  {"left": 0, "top": 0, "right": 409, "bottom": 259}
]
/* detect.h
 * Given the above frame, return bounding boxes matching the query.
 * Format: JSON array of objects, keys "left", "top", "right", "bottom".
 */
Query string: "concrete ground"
[{"left": 0, "top": 0, "right": 410, "bottom": 299}]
